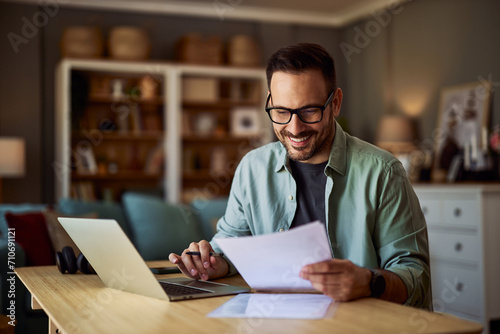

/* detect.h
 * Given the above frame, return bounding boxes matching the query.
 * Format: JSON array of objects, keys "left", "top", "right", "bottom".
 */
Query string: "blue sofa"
[{"left": 0, "top": 193, "right": 228, "bottom": 334}]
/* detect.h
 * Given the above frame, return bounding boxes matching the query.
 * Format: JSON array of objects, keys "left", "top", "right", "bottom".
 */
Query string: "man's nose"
[{"left": 286, "top": 113, "right": 307, "bottom": 134}]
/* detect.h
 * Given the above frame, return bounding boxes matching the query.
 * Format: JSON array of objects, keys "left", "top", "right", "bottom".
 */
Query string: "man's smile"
[{"left": 288, "top": 135, "right": 312, "bottom": 147}]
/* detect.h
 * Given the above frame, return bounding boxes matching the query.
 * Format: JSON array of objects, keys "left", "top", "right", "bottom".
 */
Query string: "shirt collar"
[{"left": 274, "top": 121, "right": 347, "bottom": 176}]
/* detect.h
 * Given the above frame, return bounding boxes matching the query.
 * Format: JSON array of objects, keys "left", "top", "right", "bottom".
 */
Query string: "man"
[{"left": 169, "top": 43, "right": 431, "bottom": 309}]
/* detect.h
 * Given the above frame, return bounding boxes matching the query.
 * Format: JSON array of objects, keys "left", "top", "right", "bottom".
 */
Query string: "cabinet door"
[{"left": 431, "top": 260, "right": 483, "bottom": 317}]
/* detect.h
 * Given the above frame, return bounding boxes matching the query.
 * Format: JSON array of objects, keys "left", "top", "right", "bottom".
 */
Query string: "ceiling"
[{"left": 10, "top": 0, "right": 407, "bottom": 27}]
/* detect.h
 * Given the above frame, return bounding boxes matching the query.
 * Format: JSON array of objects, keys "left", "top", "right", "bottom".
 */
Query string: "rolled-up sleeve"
[
  {"left": 210, "top": 158, "right": 252, "bottom": 276},
  {"left": 375, "top": 161, "right": 432, "bottom": 310}
]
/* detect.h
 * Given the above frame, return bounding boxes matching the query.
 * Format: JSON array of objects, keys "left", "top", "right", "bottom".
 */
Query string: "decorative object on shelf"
[
  {"left": 432, "top": 81, "right": 492, "bottom": 182},
  {"left": 144, "top": 142, "right": 164, "bottom": 175},
  {"left": 0, "top": 137, "right": 25, "bottom": 203},
  {"left": 230, "top": 107, "right": 262, "bottom": 137},
  {"left": 210, "top": 146, "right": 227, "bottom": 177},
  {"left": 75, "top": 143, "right": 97, "bottom": 175},
  {"left": 106, "top": 147, "right": 119, "bottom": 174},
  {"left": 195, "top": 112, "right": 217, "bottom": 136},
  {"left": 175, "top": 33, "right": 223, "bottom": 65},
  {"left": 111, "top": 79, "right": 125, "bottom": 100},
  {"left": 227, "top": 35, "right": 261, "bottom": 67},
  {"left": 108, "top": 26, "right": 151, "bottom": 60},
  {"left": 490, "top": 124, "right": 500, "bottom": 154},
  {"left": 182, "top": 77, "right": 219, "bottom": 102},
  {"left": 60, "top": 26, "right": 104, "bottom": 59},
  {"left": 489, "top": 124, "right": 500, "bottom": 179},
  {"left": 139, "top": 74, "right": 159, "bottom": 100}
]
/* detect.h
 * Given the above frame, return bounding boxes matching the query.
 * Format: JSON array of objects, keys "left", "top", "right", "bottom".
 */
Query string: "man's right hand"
[{"left": 168, "top": 240, "right": 229, "bottom": 281}]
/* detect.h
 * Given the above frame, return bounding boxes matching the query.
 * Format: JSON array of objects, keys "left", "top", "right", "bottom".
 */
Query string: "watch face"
[{"left": 370, "top": 270, "right": 386, "bottom": 298}]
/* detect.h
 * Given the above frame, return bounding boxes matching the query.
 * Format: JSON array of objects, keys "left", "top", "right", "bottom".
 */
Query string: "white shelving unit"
[
  {"left": 55, "top": 58, "right": 271, "bottom": 203},
  {"left": 413, "top": 184, "right": 500, "bottom": 334}
]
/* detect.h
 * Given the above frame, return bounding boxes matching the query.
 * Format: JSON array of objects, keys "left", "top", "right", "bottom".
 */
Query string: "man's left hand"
[{"left": 299, "top": 259, "right": 372, "bottom": 302}]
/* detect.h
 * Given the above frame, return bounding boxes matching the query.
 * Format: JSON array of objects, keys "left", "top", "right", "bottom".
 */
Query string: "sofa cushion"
[
  {"left": 190, "top": 197, "right": 228, "bottom": 241},
  {"left": 5, "top": 212, "right": 54, "bottom": 266},
  {"left": 122, "top": 192, "right": 203, "bottom": 261},
  {"left": 56, "top": 198, "right": 131, "bottom": 239},
  {"left": 0, "top": 204, "right": 48, "bottom": 238},
  {"left": 42, "top": 210, "right": 98, "bottom": 255}
]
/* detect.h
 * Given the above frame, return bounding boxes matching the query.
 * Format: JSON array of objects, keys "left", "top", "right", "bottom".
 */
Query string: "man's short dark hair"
[{"left": 266, "top": 43, "right": 337, "bottom": 94}]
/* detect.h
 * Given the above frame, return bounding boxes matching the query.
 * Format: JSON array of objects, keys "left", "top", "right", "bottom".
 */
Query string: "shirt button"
[
  {"left": 288, "top": 195, "right": 293, "bottom": 200},
  {"left": 279, "top": 228, "right": 285, "bottom": 232}
]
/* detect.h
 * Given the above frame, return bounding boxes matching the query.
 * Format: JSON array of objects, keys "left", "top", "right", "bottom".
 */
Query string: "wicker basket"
[
  {"left": 108, "top": 26, "right": 151, "bottom": 60},
  {"left": 60, "top": 26, "right": 104, "bottom": 58}
]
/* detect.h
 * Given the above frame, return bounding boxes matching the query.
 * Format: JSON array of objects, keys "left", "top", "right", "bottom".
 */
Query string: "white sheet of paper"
[
  {"left": 207, "top": 293, "right": 335, "bottom": 319},
  {"left": 214, "top": 221, "right": 332, "bottom": 291}
]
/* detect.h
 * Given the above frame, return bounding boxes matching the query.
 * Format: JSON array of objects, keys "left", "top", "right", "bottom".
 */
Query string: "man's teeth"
[{"left": 290, "top": 136, "right": 310, "bottom": 142}]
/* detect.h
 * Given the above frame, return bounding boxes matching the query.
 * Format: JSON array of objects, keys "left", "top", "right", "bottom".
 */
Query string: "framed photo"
[
  {"left": 230, "top": 107, "right": 261, "bottom": 137},
  {"left": 432, "top": 80, "right": 492, "bottom": 181}
]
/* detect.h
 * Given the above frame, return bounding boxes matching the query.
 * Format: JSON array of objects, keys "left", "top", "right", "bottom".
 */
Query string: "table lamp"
[
  {"left": 0, "top": 137, "right": 26, "bottom": 203},
  {"left": 375, "top": 115, "right": 417, "bottom": 154}
]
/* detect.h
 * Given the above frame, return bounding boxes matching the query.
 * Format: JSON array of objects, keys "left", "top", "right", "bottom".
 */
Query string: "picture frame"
[
  {"left": 432, "top": 80, "right": 492, "bottom": 181},
  {"left": 75, "top": 143, "right": 98, "bottom": 175},
  {"left": 230, "top": 107, "right": 261, "bottom": 137}
]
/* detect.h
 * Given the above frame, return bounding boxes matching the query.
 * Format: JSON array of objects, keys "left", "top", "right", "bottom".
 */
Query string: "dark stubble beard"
[{"left": 276, "top": 114, "right": 336, "bottom": 162}]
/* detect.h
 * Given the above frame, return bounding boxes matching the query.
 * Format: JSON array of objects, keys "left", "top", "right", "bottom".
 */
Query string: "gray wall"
[
  {"left": 339, "top": 0, "right": 500, "bottom": 143},
  {"left": 0, "top": 3, "right": 43, "bottom": 203}
]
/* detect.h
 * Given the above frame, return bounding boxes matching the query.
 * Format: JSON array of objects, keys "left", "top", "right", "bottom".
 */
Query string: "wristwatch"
[{"left": 368, "top": 269, "right": 386, "bottom": 298}]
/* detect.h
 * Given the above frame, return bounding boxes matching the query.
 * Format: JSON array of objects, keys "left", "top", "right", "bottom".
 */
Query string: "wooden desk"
[{"left": 16, "top": 261, "right": 483, "bottom": 334}]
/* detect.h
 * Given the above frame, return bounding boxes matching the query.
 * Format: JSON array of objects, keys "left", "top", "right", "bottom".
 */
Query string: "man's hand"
[
  {"left": 168, "top": 240, "right": 229, "bottom": 281},
  {"left": 299, "top": 259, "right": 372, "bottom": 302}
]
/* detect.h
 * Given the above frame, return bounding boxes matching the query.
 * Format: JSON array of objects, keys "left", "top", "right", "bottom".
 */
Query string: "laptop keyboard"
[{"left": 159, "top": 281, "right": 212, "bottom": 296}]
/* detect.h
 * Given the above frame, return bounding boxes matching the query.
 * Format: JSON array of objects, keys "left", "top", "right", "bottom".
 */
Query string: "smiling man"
[{"left": 169, "top": 43, "right": 431, "bottom": 309}]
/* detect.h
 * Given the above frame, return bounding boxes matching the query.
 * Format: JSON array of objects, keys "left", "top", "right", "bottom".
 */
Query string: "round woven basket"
[
  {"left": 108, "top": 26, "right": 151, "bottom": 60},
  {"left": 60, "top": 26, "right": 104, "bottom": 58},
  {"left": 227, "top": 35, "right": 260, "bottom": 67}
]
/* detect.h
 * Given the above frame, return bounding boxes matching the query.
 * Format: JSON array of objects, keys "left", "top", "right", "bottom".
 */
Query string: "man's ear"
[{"left": 332, "top": 88, "right": 343, "bottom": 118}]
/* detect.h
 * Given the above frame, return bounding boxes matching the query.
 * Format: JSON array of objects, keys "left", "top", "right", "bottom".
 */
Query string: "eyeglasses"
[{"left": 265, "top": 90, "right": 335, "bottom": 125}]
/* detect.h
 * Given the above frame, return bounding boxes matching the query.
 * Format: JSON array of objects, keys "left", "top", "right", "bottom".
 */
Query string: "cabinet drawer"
[
  {"left": 419, "top": 198, "right": 442, "bottom": 225},
  {"left": 428, "top": 230, "right": 480, "bottom": 263},
  {"left": 431, "top": 261, "right": 482, "bottom": 317},
  {"left": 443, "top": 199, "right": 479, "bottom": 227}
]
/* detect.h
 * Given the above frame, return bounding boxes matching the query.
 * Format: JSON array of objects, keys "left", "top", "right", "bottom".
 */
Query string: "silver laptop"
[{"left": 58, "top": 217, "right": 250, "bottom": 301}]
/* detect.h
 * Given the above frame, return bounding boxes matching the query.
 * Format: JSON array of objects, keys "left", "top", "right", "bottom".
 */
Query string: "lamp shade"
[
  {"left": 376, "top": 115, "right": 417, "bottom": 153},
  {"left": 0, "top": 137, "right": 26, "bottom": 177}
]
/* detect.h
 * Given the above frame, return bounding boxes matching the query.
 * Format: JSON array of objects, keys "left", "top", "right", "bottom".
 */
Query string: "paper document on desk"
[
  {"left": 207, "top": 293, "right": 335, "bottom": 319},
  {"left": 214, "top": 221, "right": 332, "bottom": 291}
]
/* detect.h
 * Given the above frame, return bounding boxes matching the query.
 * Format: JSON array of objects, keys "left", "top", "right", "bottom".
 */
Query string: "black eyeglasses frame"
[{"left": 265, "top": 90, "right": 335, "bottom": 125}]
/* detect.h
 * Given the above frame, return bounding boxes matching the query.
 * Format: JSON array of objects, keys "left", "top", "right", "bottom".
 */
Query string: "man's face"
[{"left": 269, "top": 70, "right": 342, "bottom": 164}]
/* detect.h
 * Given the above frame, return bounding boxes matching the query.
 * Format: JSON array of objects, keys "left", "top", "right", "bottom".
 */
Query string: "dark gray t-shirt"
[{"left": 289, "top": 160, "right": 328, "bottom": 228}]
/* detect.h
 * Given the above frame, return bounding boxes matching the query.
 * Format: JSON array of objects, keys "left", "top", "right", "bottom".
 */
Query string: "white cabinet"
[
  {"left": 413, "top": 184, "right": 500, "bottom": 334},
  {"left": 55, "top": 59, "right": 271, "bottom": 203}
]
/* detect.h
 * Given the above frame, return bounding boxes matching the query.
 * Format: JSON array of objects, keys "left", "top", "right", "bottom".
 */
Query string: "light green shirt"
[{"left": 212, "top": 122, "right": 431, "bottom": 309}]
